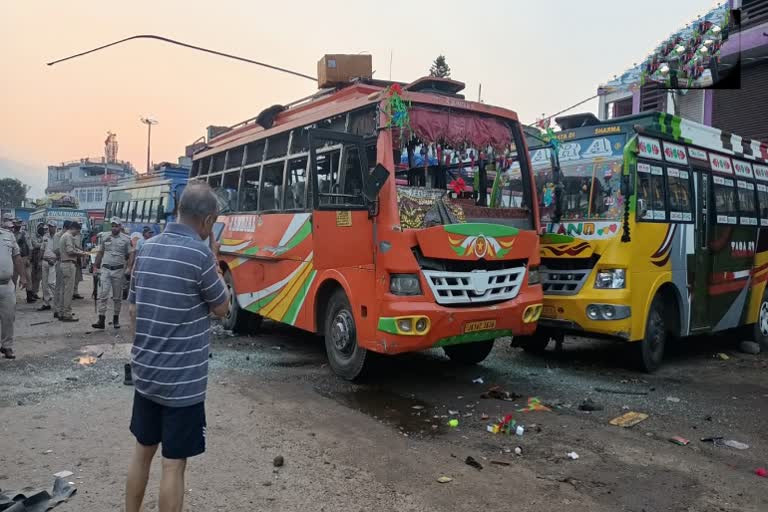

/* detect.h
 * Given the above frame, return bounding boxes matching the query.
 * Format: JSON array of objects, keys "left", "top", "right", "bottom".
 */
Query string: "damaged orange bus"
[{"left": 191, "top": 74, "right": 543, "bottom": 379}]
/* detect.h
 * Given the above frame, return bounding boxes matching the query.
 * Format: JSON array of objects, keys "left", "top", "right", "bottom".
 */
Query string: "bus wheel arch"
[
  {"left": 220, "top": 265, "right": 262, "bottom": 334},
  {"left": 632, "top": 282, "right": 680, "bottom": 372},
  {"left": 753, "top": 289, "right": 768, "bottom": 350}
]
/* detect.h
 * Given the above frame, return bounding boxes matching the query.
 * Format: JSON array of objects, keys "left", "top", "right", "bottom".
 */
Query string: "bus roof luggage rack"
[{"left": 555, "top": 113, "right": 601, "bottom": 130}]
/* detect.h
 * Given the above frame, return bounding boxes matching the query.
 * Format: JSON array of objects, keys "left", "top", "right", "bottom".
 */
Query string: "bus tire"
[
  {"left": 632, "top": 295, "right": 666, "bottom": 372},
  {"left": 514, "top": 333, "right": 550, "bottom": 354},
  {"left": 222, "top": 271, "right": 259, "bottom": 334},
  {"left": 443, "top": 340, "right": 494, "bottom": 365},
  {"left": 324, "top": 289, "right": 368, "bottom": 381},
  {"left": 753, "top": 290, "right": 768, "bottom": 351}
]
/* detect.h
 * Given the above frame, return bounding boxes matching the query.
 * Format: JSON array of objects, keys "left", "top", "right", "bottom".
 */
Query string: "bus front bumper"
[
  {"left": 370, "top": 290, "right": 542, "bottom": 355},
  {"left": 539, "top": 293, "right": 632, "bottom": 340}
]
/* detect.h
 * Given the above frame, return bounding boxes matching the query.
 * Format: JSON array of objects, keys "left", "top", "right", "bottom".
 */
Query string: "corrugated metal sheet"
[
  {"left": 741, "top": 0, "right": 768, "bottom": 30},
  {"left": 712, "top": 63, "right": 768, "bottom": 142},
  {"left": 678, "top": 90, "right": 705, "bottom": 123},
  {"left": 640, "top": 84, "right": 666, "bottom": 113}
]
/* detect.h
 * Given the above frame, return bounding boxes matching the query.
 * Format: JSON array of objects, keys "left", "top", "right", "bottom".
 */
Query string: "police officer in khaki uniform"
[
  {"left": 52, "top": 220, "right": 69, "bottom": 319},
  {"left": 93, "top": 217, "right": 134, "bottom": 329},
  {"left": 1, "top": 218, "right": 27, "bottom": 359},
  {"left": 37, "top": 220, "right": 58, "bottom": 311},
  {"left": 10, "top": 217, "right": 34, "bottom": 303},
  {"left": 29, "top": 222, "right": 44, "bottom": 300},
  {"left": 58, "top": 221, "right": 87, "bottom": 322}
]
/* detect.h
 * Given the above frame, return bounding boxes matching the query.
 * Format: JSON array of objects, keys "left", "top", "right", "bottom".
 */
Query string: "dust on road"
[{"left": 1, "top": 294, "right": 766, "bottom": 511}]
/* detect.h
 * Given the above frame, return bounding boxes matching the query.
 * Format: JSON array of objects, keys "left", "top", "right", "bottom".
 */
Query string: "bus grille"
[
  {"left": 541, "top": 267, "right": 591, "bottom": 295},
  {"left": 422, "top": 267, "right": 525, "bottom": 306}
]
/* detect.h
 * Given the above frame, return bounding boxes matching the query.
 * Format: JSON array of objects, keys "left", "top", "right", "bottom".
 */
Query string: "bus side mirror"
[{"left": 363, "top": 163, "right": 390, "bottom": 203}]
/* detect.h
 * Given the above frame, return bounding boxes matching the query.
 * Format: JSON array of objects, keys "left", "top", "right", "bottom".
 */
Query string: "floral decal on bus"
[{"left": 448, "top": 234, "right": 516, "bottom": 258}]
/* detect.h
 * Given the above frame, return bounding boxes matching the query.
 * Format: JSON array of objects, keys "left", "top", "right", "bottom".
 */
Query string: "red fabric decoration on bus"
[{"left": 408, "top": 108, "right": 513, "bottom": 149}]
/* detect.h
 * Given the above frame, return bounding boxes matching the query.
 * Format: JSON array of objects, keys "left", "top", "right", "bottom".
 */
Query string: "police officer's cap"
[
  {"left": 47, "top": 219, "right": 57, "bottom": 227},
  {"left": 110, "top": 217, "right": 123, "bottom": 225},
  {"left": 62, "top": 220, "right": 72, "bottom": 228},
  {"left": 1, "top": 213, "right": 13, "bottom": 221}
]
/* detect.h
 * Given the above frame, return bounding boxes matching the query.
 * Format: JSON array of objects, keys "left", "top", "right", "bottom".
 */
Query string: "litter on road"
[
  {"left": 472, "top": 377, "right": 484, "bottom": 384},
  {"left": 755, "top": 468, "right": 767, "bottom": 478},
  {"left": 480, "top": 385, "right": 520, "bottom": 401},
  {"left": 716, "top": 353, "right": 730, "bottom": 360},
  {"left": 567, "top": 452, "right": 580, "bottom": 460},
  {"left": 609, "top": 412, "right": 649, "bottom": 428},
  {"left": 448, "top": 419, "right": 459, "bottom": 428},
  {"left": 436, "top": 476, "right": 453, "bottom": 484},
  {"left": 669, "top": 436, "right": 690, "bottom": 446},
  {"left": 724, "top": 440, "right": 749, "bottom": 450},
  {"left": 465, "top": 456, "right": 483, "bottom": 470},
  {"left": 518, "top": 397, "right": 551, "bottom": 412},
  {"left": 665, "top": 396, "right": 681, "bottom": 403},
  {"left": 578, "top": 398, "right": 604, "bottom": 411}
]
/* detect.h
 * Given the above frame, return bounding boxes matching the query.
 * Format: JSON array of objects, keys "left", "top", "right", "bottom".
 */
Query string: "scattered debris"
[
  {"left": 448, "top": 419, "right": 459, "bottom": 428},
  {"left": 53, "top": 471, "right": 73, "bottom": 479},
  {"left": 701, "top": 436, "right": 725, "bottom": 447},
  {"left": 448, "top": 410, "right": 459, "bottom": 415},
  {"left": 480, "top": 413, "right": 489, "bottom": 420},
  {"left": 716, "top": 352, "right": 730, "bottom": 361},
  {"left": 490, "top": 460, "right": 511, "bottom": 466},
  {"left": 518, "top": 397, "right": 551, "bottom": 412},
  {"left": 465, "top": 456, "right": 483, "bottom": 470},
  {"left": 665, "top": 396, "right": 681, "bottom": 403},
  {"left": 411, "top": 405, "right": 424, "bottom": 410},
  {"left": 609, "top": 412, "right": 649, "bottom": 428},
  {"left": 516, "top": 425, "right": 525, "bottom": 436},
  {"left": 739, "top": 341, "right": 761, "bottom": 355},
  {"left": 724, "top": 440, "right": 749, "bottom": 450},
  {"left": 514, "top": 447, "right": 523, "bottom": 456},
  {"left": 595, "top": 387, "right": 649, "bottom": 396},
  {"left": 30, "top": 321, "right": 51, "bottom": 326},
  {"left": 436, "top": 476, "right": 453, "bottom": 483},
  {"left": 755, "top": 467, "right": 767, "bottom": 478},
  {"left": 567, "top": 452, "right": 580, "bottom": 460},
  {"left": 65, "top": 377, "right": 78, "bottom": 382},
  {"left": 74, "top": 356, "right": 98, "bottom": 366},
  {"left": 273, "top": 455, "right": 284, "bottom": 467},
  {"left": 43, "top": 450, "right": 53, "bottom": 454},
  {"left": 480, "top": 385, "right": 521, "bottom": 401},
  {"left": 472, "top": 377, "right": 485, "bottom": 384},
  {"left": 669, "top": 436, "right": 690, "bottom": 446},
  {"left": 0, "top": 476, "right": 77, "bottom": 511},
  {"left": 578, "top": 398, "right": 604, "bottom": 412}
]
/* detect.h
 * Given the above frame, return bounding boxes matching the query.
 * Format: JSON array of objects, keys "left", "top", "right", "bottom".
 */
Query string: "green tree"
[
  {"left": 0, "top": 178, "right": 29, "bottom": 208},
  {"left": 429, "top": 55, "right": 451, "bottom": 78}
]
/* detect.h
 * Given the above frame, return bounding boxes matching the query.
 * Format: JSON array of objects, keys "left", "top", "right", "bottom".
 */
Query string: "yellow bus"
[{"left": 516, "top": 112, "right": 768, "bottom": 371}]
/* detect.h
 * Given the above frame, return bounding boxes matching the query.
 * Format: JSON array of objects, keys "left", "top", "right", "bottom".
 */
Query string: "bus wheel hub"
[{"left": 331, "top": 311, "right": 355, "bottom": 354}]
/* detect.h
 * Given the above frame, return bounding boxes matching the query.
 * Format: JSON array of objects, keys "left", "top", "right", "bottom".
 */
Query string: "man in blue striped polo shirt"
[{"left": 125, "top": 183, "right": 229, "bottom": 512}]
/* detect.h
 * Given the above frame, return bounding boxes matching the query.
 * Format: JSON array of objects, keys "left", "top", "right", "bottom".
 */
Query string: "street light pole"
[{"left": 140, "top": 117, "right": 158, "bottom": 173}]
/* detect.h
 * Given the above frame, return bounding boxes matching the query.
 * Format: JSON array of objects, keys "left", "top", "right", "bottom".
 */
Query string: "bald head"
[
  {"left": 179, "top": 183, "right": 219, "bottom": 221},
  {"left": 178, "top": 182, "right": 219, "bottom": 239}
]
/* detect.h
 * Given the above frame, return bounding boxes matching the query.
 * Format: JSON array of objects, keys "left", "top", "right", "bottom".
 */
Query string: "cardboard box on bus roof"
[{"left": 317, "top": 54, "right": 373, "bottom": 88}]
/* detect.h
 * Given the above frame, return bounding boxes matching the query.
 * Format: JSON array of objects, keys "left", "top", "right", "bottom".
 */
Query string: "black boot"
[
  {"left": 123, "top": 363, "right": 133, "bottom": 386},
  {"left": 113, "top": 315, "right": 120, "bottom": 329},
  {"left": 92, "top": 315, "right": 105, "bottom": 329}
]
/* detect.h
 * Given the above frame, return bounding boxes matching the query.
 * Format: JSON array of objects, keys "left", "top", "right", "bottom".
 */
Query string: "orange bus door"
[{"left": 309, "top": 129, "right": 375, "bottom": 270}]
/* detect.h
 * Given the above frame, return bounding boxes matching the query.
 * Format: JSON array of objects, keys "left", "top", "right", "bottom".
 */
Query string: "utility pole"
[{"left": 140, "top": 117, "right": 158, "bottom": 173}]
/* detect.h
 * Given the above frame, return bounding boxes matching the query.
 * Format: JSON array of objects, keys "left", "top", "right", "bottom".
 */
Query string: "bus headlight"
[
  {"left": 595, "top": 269, "right": 626, "bottom": 289},
  {"left": 390, "top": 274, "right": 422, "bottom": 296},
  {"left": 528, "top": 266, "right": 540, "bottom": 285}
]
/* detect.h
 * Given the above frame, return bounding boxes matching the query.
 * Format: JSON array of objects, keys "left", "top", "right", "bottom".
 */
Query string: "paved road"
[{"left": 1, "top": 292, "right": 766, "bottom": 511}]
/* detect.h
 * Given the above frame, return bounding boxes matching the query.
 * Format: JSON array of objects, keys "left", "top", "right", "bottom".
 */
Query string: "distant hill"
[{"left": 0, "top": 157, "right": 47, "bottom": 199}]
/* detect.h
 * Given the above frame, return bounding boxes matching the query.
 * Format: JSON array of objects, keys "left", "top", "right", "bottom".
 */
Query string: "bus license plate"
[
  {"left": 464, "top": 320, "right": 496, "bottom": 333},
  {"left": 541, "top": 306, "right": 556, "bottom": 318}
]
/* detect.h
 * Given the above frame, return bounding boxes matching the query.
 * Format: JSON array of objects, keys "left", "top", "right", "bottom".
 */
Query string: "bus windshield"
[{"left": 530, "top": 134, "right": 626, "bottom": 223}]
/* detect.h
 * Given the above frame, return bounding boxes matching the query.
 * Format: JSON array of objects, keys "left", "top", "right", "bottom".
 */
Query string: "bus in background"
[
  {"left": 103, "top": 163, "right": 189, "bottom": 239},
  {"left": 29, "top": 194, "right": 91, "bottom": 235},
  {"left": 517, "top": 112, "right": 768, "bottom": 371},
  {"left": 191, "top": 69, "right": 543, "bottom": 380}
]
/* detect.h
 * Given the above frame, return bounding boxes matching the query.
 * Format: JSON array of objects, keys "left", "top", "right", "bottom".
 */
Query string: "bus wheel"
[
  {"left": 222, "top": 271, "right": 259, "bottom": 334},
  {"left": 753, "top": 291, "right": 768, "bottom": 351},
  {"left": 632, "top": 295, "right": 666, "bottom": 372},
  {"left": 324, "top": 290, "right": 368, "bottom": 381},
  {"left": 444, "top": 340, "right": 494, "bottom": 365},
  {"left": 513, "top": 333, "right": 550, "bottom": 354}
]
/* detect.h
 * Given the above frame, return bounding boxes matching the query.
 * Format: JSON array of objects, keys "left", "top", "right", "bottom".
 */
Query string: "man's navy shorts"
[{"left": 129, "top": 391, "right": 206, "bottom": 459}]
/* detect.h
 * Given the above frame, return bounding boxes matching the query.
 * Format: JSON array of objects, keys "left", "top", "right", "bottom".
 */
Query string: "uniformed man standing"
[
  {"left": 1, "top": 218, "right": 27, "bottom": 359},
  {"left": 9, "top": 217, "right": 35, "bottom": 304},
  {"left": 73, "top": 225, "right": 85, "bottom": 300},
  {"left": 52, "top": 220, "right": 70, "bottom": 319},
  {"left": 58, "top": 221, "right": 87, "bottom": 322},
  {"left": 37, "top": 220, "right": 58, "bottom": 312},
  {"left": 29, "top": 222, "right": 44, "bottom": 301},
  {"left": 93, "top": 217, "right": 134, "bottom": 329}
]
